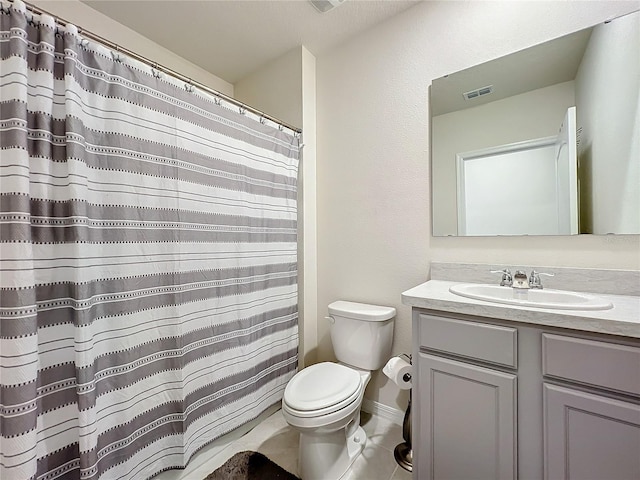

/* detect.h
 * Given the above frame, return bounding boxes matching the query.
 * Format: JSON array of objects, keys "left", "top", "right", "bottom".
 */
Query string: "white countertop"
[{"left": 402, "top": 280, "right": 640, "bottom": 339}]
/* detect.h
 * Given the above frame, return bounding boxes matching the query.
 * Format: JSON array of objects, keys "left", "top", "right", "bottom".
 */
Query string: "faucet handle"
[
  {"left": 529, "top": 270, "right": 554, "bottom": 289},
  {"left": 490, "top": 268, "right": 513, "bottom": 287}
]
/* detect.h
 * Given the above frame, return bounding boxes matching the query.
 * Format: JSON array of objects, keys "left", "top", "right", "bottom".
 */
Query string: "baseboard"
[{"left": 361, "top": 398, "right": 405, "bottom": 425}]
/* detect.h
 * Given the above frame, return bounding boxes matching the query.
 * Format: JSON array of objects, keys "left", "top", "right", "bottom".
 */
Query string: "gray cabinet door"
[
  {"left": 417, "top": 353, "right": 517, "bottom": 480},
  {"left": 544, "top": 384, "right": 640, "bottom": 480}
]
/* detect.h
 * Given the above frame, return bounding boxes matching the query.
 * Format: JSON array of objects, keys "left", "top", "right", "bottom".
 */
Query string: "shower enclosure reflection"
[
  {"left": 456, "top": 107, "right": 577, "bottom": 236},
  {"left": 431, "top": 10, "right": 639, "bottom": 236}
]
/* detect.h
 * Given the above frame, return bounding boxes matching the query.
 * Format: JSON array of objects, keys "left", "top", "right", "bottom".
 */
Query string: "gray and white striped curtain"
[{"left": 0, "top": 1, "right": 299, "bottom": 479}]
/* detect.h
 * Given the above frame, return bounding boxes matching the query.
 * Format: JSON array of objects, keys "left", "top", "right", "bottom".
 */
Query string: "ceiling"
[
  {"left": 431, "top": 26, "right": 593, "bottom": 116},
  {"left": 82, "top": 0, "right": 420, "bottom": 84}
]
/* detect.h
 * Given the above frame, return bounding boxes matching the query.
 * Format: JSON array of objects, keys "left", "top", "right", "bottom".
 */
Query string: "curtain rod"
[{"left": 17, "top": 0, "right": 302, "bottom": 135}]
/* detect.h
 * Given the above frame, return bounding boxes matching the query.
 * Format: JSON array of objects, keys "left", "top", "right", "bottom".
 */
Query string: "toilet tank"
[{"left": 327, "top": 301, "right": 396, "bottom": 371}]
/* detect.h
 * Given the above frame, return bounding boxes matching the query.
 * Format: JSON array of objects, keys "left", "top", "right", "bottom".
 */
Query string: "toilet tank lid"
[{"left": 328, "top": 301, "right": 396, "bottom": 322}]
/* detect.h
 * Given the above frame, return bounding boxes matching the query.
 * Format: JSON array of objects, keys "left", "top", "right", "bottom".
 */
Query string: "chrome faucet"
[
  {"left": 529, "top": 270, "right": 554, "bottom": 289},
  {"left": 490, "top": 268, "right": 513, "bottom": 287},
  {"left": 512, "top": 270, "right": 530, "bottom": 289}
]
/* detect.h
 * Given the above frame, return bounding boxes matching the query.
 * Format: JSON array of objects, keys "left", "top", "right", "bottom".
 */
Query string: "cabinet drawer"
[
  {"left": 542, "top": 334, "right": 640, "bottom": 396},
  {"left": 419, "top": 314, "right": 518, "bottom": 368}
]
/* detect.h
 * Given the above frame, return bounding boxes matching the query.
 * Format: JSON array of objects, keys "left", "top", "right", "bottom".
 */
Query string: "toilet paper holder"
[
  {"left": 394, "top": 353, "right": 412, "bottom": 472},
  {"left": 397, "top": 353, "right": 412, "bottom": 384}
]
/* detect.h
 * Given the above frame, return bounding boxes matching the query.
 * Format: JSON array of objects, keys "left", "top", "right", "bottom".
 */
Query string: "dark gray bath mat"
[{"left": 204, "top": 451, "right": 300, "bottom": 480}]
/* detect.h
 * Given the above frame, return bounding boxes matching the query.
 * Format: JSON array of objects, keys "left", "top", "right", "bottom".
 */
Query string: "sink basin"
[{"left": 449, "top": 284, "right": 614, "bottom": 310}]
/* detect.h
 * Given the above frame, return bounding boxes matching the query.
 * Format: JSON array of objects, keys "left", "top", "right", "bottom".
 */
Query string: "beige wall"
[
  {"left": 30, "top": 0, "right": 232, "bottom": 95},
  {"left": 575, "top": 12, "right": 640, "bottom": 234},
  {"left": 235, "top": 47, "right": 319, "bottom": 368},
  {"left": 235, "top": 47, "right": 303, "bottom": 129},
  {"left": 300, "top": 47, "right": 319, "bottom": 368},
  {"left": 316, "top": 0, "right": 640, "bottom": 412},
  {"left": 432, "top": 81, "right": 575, "bottom": 236}
]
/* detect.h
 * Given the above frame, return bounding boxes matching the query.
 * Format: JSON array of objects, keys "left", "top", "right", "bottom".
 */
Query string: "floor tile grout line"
[
  {"left": 390, "top": 465, "right": 399, "bottom": 480},
  {"left": 371, "top": 442, "right": 396, "bottom": 454}
]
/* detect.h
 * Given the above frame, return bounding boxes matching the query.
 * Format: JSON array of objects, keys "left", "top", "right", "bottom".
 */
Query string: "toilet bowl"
[
  {"left": 282, "top": 362, "right": 371, "bottom": 480},
  {"left": 282, "top": 301, "right": 396, "bottom": 480}
]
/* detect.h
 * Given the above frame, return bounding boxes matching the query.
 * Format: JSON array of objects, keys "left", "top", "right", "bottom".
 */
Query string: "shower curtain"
[{"left": 0, "top": 2, "right": 299, "bottom": 479}]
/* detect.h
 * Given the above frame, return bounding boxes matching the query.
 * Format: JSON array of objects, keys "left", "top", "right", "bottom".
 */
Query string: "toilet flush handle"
[{"left": 325, "top": 316, "right": 335, "bottom": 324}]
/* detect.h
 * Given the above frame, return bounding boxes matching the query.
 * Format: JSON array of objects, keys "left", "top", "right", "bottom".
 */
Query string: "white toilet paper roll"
[{"left": 383, "top": 356, "right": 412, "bottom": 390}]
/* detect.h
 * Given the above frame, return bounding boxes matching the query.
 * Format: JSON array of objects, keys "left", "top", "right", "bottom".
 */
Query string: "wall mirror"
[{"left": 431, "top": 10, "right": 639, "bottom": 237}]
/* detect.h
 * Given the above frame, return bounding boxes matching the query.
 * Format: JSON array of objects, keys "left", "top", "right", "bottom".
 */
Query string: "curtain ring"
[
  {"left": 214, "top": 95, "right": 222, "bottom": 106},
  {"left": 259, "top": 116, "right": 266, "bottom": 125},
  {"left": 110, "top": 44, "right": 122, "bottom": 62},
  {"left": 239, "top": 106, "right": 246, "bottom": 115}
]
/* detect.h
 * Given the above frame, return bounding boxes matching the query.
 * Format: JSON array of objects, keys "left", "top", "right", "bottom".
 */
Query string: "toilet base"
[{"left": 298, "top": 420, "right": 366, "bottom": 480}]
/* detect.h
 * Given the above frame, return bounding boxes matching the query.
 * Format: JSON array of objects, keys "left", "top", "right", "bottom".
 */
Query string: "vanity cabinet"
[
  {"left": 418, "top": 353, "right": 517, "bottom": 480},
  {"left": 412, "top": 310, "right": 640, "bottom": 480},
  {"left": 542, "top": 333, "right": 640, "bottom": 480},
  {"left": 415, "top": 313, "right": 519, "bottom": 480},
  {"left": 544, "top": 384, "right": 640, "bottom": 480}
]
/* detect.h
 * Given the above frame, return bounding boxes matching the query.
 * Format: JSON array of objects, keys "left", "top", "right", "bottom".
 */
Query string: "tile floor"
[{"left": 156, "top": 408, "right": 412, "bottom": 480}]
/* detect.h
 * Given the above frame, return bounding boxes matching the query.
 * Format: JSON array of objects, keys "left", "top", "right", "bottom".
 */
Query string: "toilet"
[{"left": 282, "top": 300, "right": 396, "bottom": 480}]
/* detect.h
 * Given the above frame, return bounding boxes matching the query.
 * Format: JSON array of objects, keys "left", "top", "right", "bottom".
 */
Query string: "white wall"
[
  {"left": 433, "top": 81, "right": 575, "bottom": 235},
  {"left": 31, "top": 0, "right": 233, "bottom": 95},
  {"left": 575, "top": 11, "right": 640, "bottom": 234},
  {"left": 317, "top": 0, "right": 640, "bottom": 411}
]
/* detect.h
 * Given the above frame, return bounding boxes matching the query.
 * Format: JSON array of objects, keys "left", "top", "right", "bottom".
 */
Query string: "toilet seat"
[{"left": 283, "top": 362, "right": 362, "bottom": 418}]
